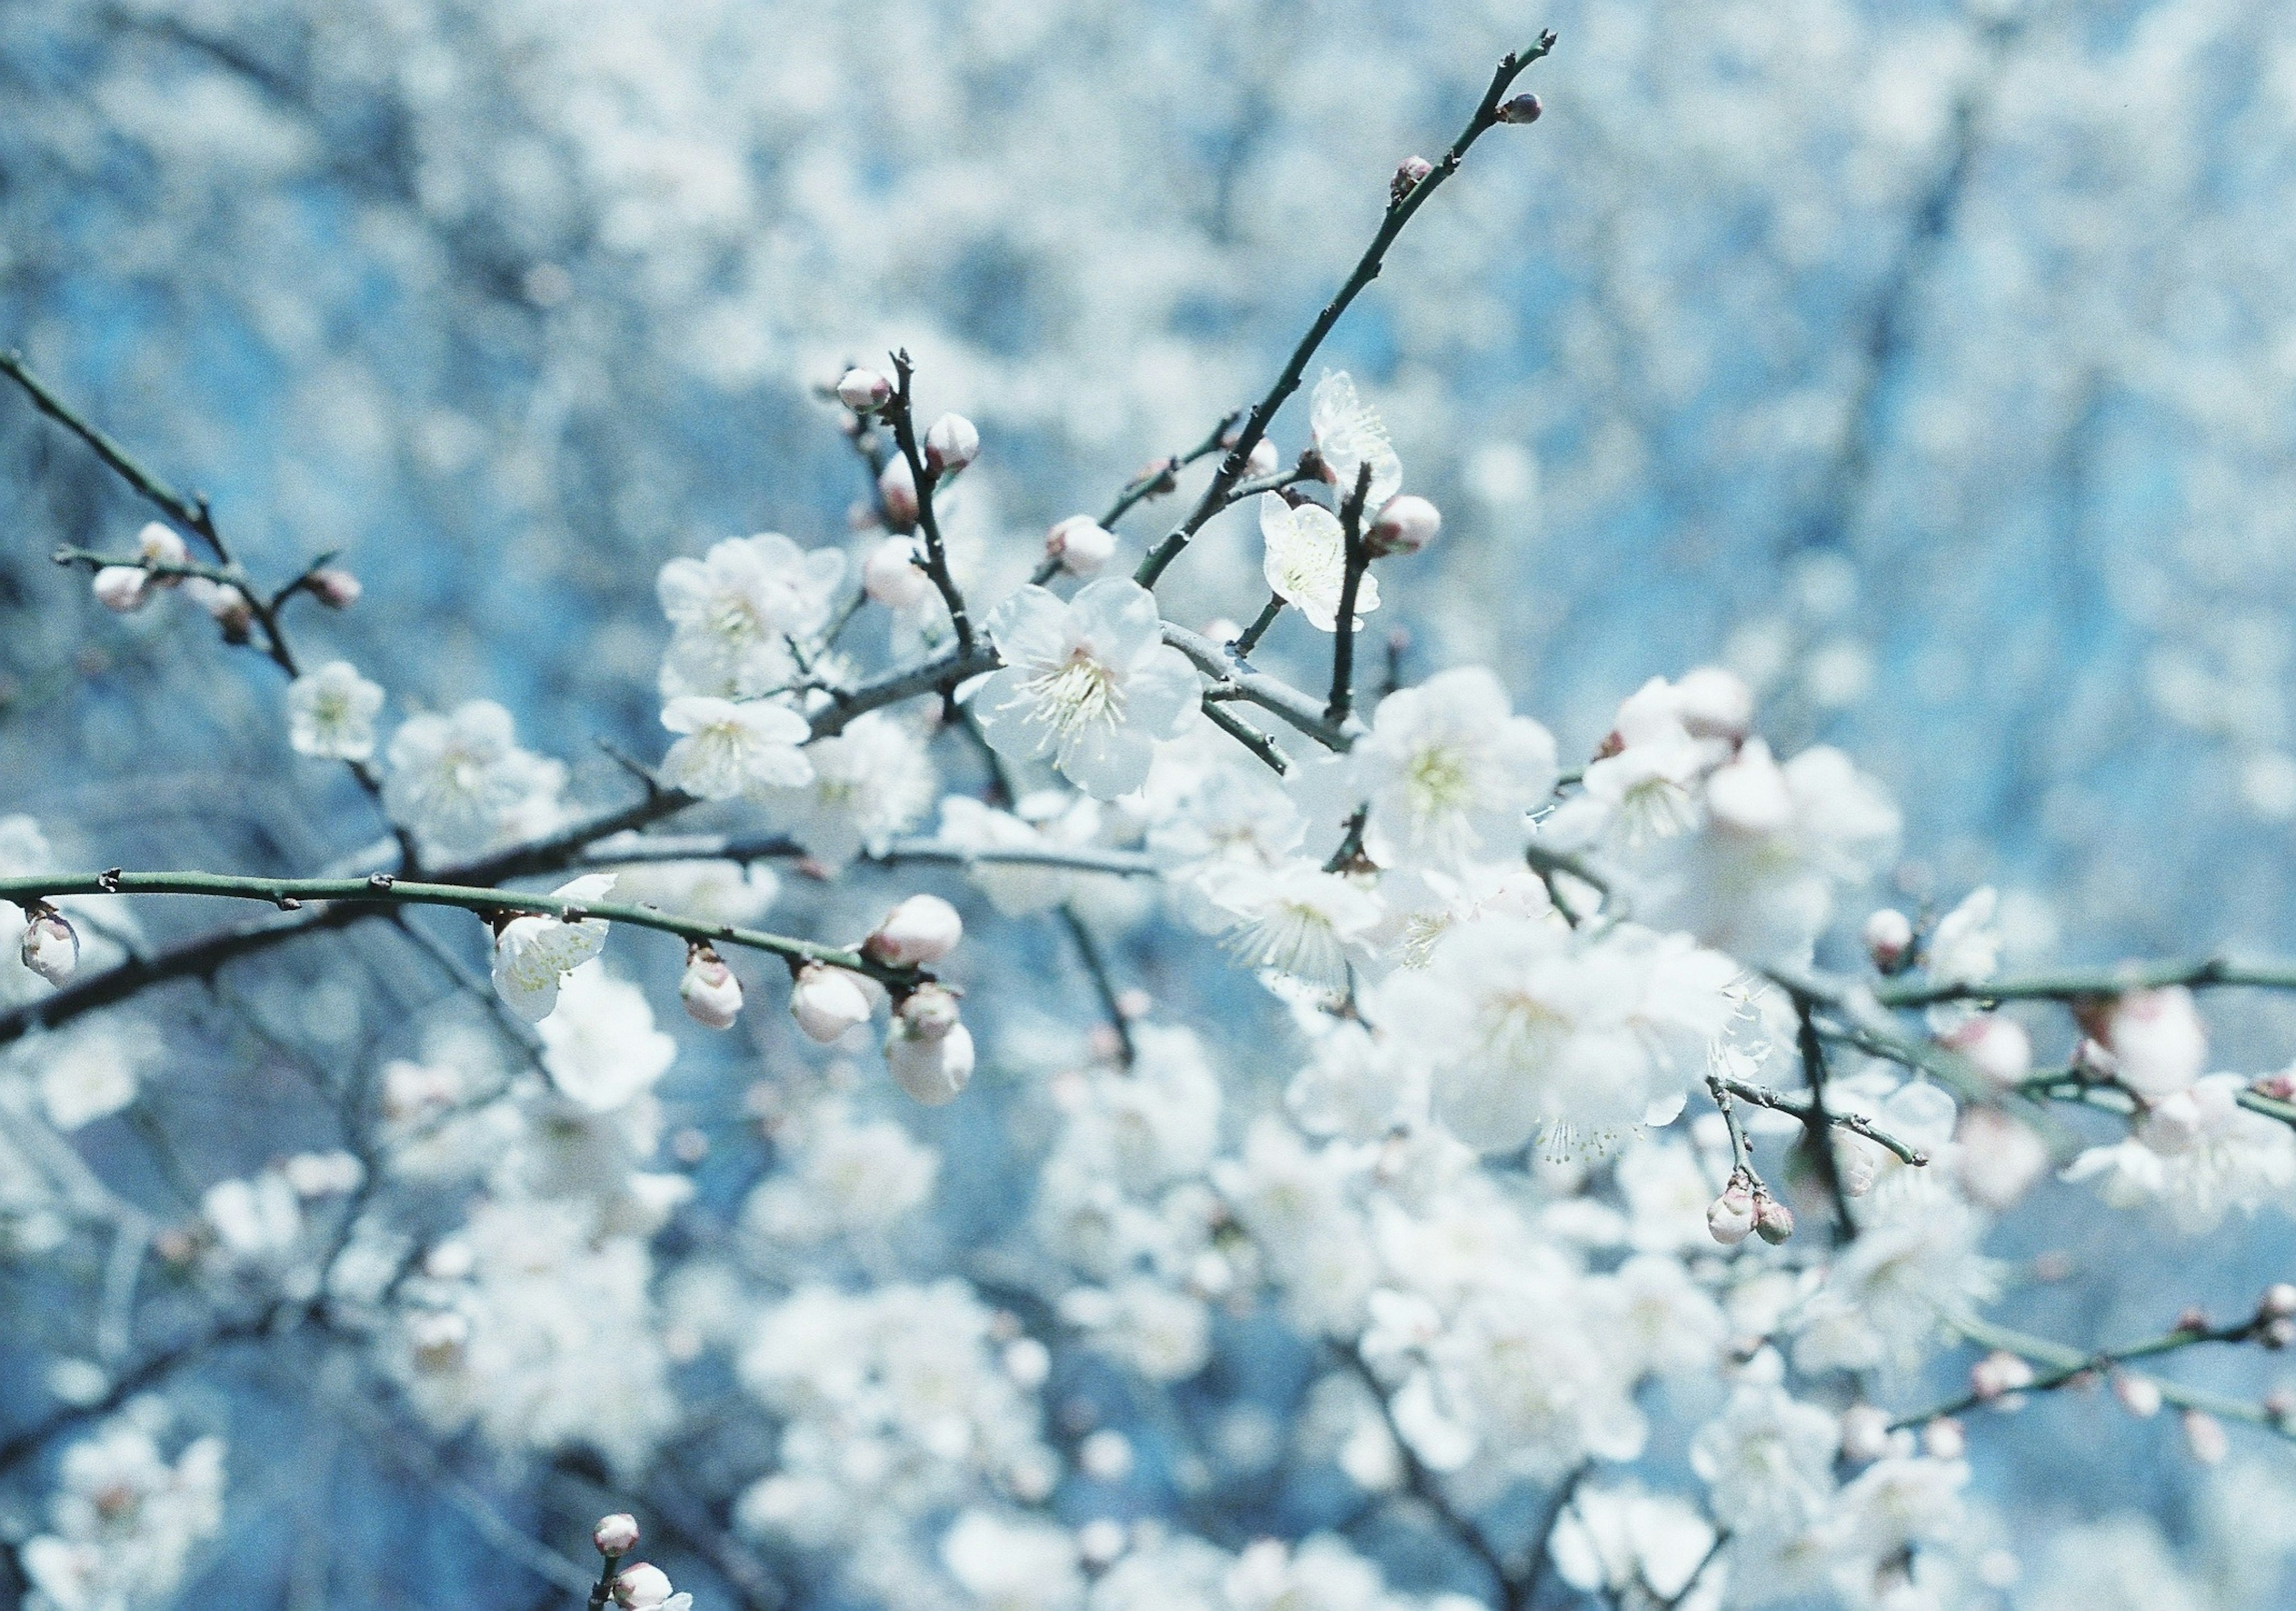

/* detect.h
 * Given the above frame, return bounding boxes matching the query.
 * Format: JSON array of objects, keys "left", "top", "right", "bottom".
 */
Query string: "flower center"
[
  {"left": 1025, "top": 650, "right": 1123, "bottom": 738},
  {"left": 1480, "top": 991, "right": 1571, "bottom": 1071},
  {"left": 1406, "top": 744, "right": 1475, "bottom": 815}
]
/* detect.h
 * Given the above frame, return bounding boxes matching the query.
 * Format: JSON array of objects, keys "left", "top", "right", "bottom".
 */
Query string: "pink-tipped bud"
[
  {"left": 2183, "top": 1408, "right": 2229, "bottom": 1465},
  {"left": 1674, "top": 667, "right": 1755, "bottom": 741},
  {"left": 1368, "top": 494, "right": 1441, "bottom": 557},
  {"left": 887, "top": 1017, "right": 975, "bottom": 1106},
  {"left": 680, "top": 948, "right": 743, "bottom": 1030},
  {"left": 1970, "top": 1350, "right": 2035, "bottom": 1404},
  {"left": 1753, "top": 1193, "right": 1796, "bottom": 1245},
  {"left": 1497, "top": 93, "right": 1544, "bottom": 124},
  {"left": 2266, "top": 1317, "right": 2295, "bottom": 1350},
  {"left": 2112, "top": 1371, "right": 2163, "bottom": 1419},
  {"left": 878, "top": 454, "right": 920, "bottom": 531},
  {"left": 1922, "top": 1418, "right": 1966, "bottom": 1460},
  {"left": 309, "top": 567, "right": 362, "bottom": 609},
  {"left": 1943, "top": 1014, "right": 2032, "bottom": 1088},
  {"left": 1839, "top": 1404, "right": 1897, "bottom": 1463},
  {"left": 19, "top": 907, "right": 78, "bottom": 986},
  {"left": 593, "top": 1514, "right": 642, "bottom": 1557},
  {"left": 613, "top": 1561, "right": 676, "bottom": 1609},
  {"left": 924, "top": 412, "right": 981, "bottom": 475},
  {"left": 1863, "top": 908, "right": 1914, "bottom": 973},
  {"left": 136, "top": 521, "right": 188, "bottom": 574},
  {"left": 1390, "top": 155, "right": 1434, "bottom": 206},
  {"left": 896, "top": 982, "right": 963, "bottom": 1041},
  {"left": 2263, "top": 1283, "right": 2296, "bottom": 1319},
  {"left": 790, "top": 964, "right": 872, "bottom": 1044},
  {"left": 92, "top": 565, "right": 151, "bottom": 613},
  {"left": 865, "top": 894, "right": 963, "bottom": 966},
  {"left": 836, "top": 366, "right": 893, "bottom": 414},
  {"left": 2097, "top": 987, "right": 2207, "bottom": 1099},
  {"left": 862, "top": 538, "right": 934, "bottom": 609},
  {"left": 1046, "top": 515, "right": 1118, "bottom": 577},
  {"left": 1245, "top": 438, "right": 1281, "bottom": 478},
  {"left": 1707, "top": 1178, "right": 1756, "bottom": 1246},
  {"left": 185, "top": 577, "right": 254, "bottom": 643}
]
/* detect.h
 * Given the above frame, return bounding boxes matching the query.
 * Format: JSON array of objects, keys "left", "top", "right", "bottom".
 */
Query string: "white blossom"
[
  {"left": 1309, "top": 372, "right": 1402, "bottom": 510},
  {"left": 285, "top": 660, "right": 385, "bottom": 761},
  {"left": 1259, "top": 493, "right": 1380, "bottom": 632},
  {"left": 658, "top": 694, "right": 813, "bottom": 799},
  {"left": 491, "top": 875, "right": 617, "bottom": 1022}
]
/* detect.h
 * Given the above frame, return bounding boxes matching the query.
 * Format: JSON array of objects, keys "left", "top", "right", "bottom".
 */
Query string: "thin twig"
[
  {"left": 1326, "top": 460, "right": 1375, "bottom": 725},
  {"left": 882, "top": 351, "right": 974, "bottom": 654},
  {"left": 1794, "top": 993, "right": 1860, "bottom": 1241},
  {"left": 2, "top": 350, "right": 230, "bottom": 560},
  {"left": 1232, "top": 592, "right": 1285, "bottom": 659}
]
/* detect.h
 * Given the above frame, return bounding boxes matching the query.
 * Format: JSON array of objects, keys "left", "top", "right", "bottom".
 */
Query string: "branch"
[
  {"left": 1793, "top": 992, "right": 1861, "bottom": 1240},
  {"left": 1874, "top": 956, "right": 2296, "bottom": 1010},
  {"left": 579, "top": 832, "right": 1160, "bottom": 879},
  {"left": 1326, "top": 461, "right": 1376, "bottom": 725},
  {"left": 1134, "top": 27, "right": 1556, "bottom": 588},
  {"left": 1, "top": 350, "right": 228, "bottom": 560},
  {"left": 1164, "top": 621, "right": 1357, "bottom": 751},
  {"left": 1198, "top": 701, "right": 1290, "bottom": 775},
  {"left": 882, "top": 351, "right": 975, "bottom": 655},
  {"left": 1715, "top": 1076, "right": 1929, "bottom": 1166},
  {"left": 1231, "top": 592, "right": 1286, "bottom": 661}
]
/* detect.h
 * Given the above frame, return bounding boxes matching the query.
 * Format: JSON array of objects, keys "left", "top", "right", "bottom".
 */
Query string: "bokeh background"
[{"left": 4, "top": 0, "right": 2295, "bottom": 1606}]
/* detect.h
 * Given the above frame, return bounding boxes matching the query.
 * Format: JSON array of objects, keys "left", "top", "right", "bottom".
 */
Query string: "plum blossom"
[
  {"left": 285, "top": 660, "right": 384, "bottom": 761},
  {"left": 1259, "top": 493, "right": 1380, "bottom": 632},
  {"left": 1214, "top": 860, "right": 1383, "bottom": 991},
  {"left": 657, "top": 531, "right": 846, "bottom": 699},
  {"left": 658, "top": 695, "right": 813, "bottom": 799},
  {"left": 491, "top": 874, "right": 617, "bottom": 1022},
  {"left": 383, "top": 700, "right": 567, "bottom": 857},
  {"left": 1309, "top": 371, "right": 1402, "bottom": 510},
  {"left": 752, "top": 710, "right": 936, "bottom": 868},
  {"left": 2062, "top": 1073, "right": 2296, "bottom": 1230},
  {"left": 972, "top": 577, "right": 1201, "bottom": 799}
]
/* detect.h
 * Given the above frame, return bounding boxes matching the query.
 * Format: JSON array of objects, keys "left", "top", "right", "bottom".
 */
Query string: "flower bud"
[
  {"left": 790, "top": 963, "right": 872, "bottom": 1044},
  {"left": 1753, "top": 1193, "right": 1796, "bottom": 1245},
  {"left": 613, "top": 1561, "right": 676, "bottom": 1609},
  {"left": 1245, "top": 438, "right": 1281, "bottom": 478},
  {"left": 864, "top": 894, "right": 963, "bottom": 966},
  {"left": 1839, "top": 1404, "right": 1897, "bottom": 1463},
  {"left": 836, "top": 366, "right": 893, "bottom": 413},
  {"left": 878, "top": 454, "right": 920, "bottom": 531},
  {"left": 1863, "top": 908, "right": 1915, "bottom": 973},
  {"left": 92, "top": 565, "right": 150, "bottom": 613},
  {"left": 2263, "top": 1283, "right": 2296, "bottom": 1319},
  {"left": 309, "top": 567, "right": 363, "bottom": 609},
  {"left": 2266, "top": 1317, "right": 2295, "bottom": 1350},
  {"left": 1970, "top": 1350, "right": 2034, "bottom": 1404},
  {"left": 2183, "top": 1408, "right": 2229, "bottom": 1465},
  {"left": 680, "top": 947, "right": 743, "bottom": 1030},
  {"left": 1706, "top": 1178, "right": 1755, "bottom": 1246},
  {"left": 1390, "top": 154, "right": 1434, "bottom": 206},
  {"left": 2112, "top": 1370, "right": 2163, "bottom": 1418},
  {"left": 1046, "top": 515, "right": 1118, "bottom": 576},
  {"left": 1674, "top": 667, "right": 1755, "bottom": 741},
  {"left": 19, "top": 907, "right": 78, "bottom": 986},
  {"left": 184, "top": 577, "right": 254, "bottom": 643},
  {"left": 1921, "top": 1418, "right": 1966, "bottom": 1460},
  {"left": 895, "top": 982, "right": 963, "bottom": 1041},
  {"left": 1496, "top": 92, "right": 1543, "bottom": 124},
  {"left": 887, "top": 1017, "right": 975, "bottom": 1106},
  {"left": 593, "top": 1514, "right": 641, "bottom": 1557},
  {"left": 1943, "top": 1014, "right": 2032, "bottom": 1088},
  {"left": 924, "top": 412, "right": 981, "bottom": 475},
  {"left": 2099, "top": 987, "right": 2206, "bottom": 1098},
  {"left": 1368, "top": 494, "right": 1441, "bottom": 557},
  {"left": 862, "top": 538, "right": 934, "bottom": 609},
  {"left": 136, "top": 521, "right": 188, "bottom": 574}
]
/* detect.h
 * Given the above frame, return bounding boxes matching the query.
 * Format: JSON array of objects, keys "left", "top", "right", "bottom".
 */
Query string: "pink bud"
[
  {"left": 136, "top": 521, "right": 188, "bottom": 573},
  {"left": 2100, "top": 987, "right": 2207, "bottom": 1098},
  {"left": 1390, "top": 155, "right": 1434, "bottom": 206},
  {"left": 1046, "top": 515, "right": 1118, "bottom": 577},
  {"left": 680, "top": 949, "right": 743, "bottom": 1030},
  {"left": 1863, "top": 908, "right": 1914, "bottom": 973},
  {"left": 1496, "top": 93, "right": 1543, "bottom": 124},
  {"left": 865, "top": 894, "right": 963, "bottom": 966},
  {"left": 896, "top": 982, "right": 963, "bottom": 1041},
  {"left": 92, "top": 565, "right": 151, "bottom": 613},
  {"left": 878, "top": 454, "right": 920, "bottom": 532},
  {"left": 1970, "top": 1350, "right": 2034, "bottom": 1404},
  {"left": 1368, "top": 494, "right": 1441, "bottom": 557},
  {"left": 862, "top": 538, "right": 934, "bottom": 609},
  {"left": 2183, "top": 1408, "right": 2229, "bottom": 1465},
  {"left": 924, "top": 412, "right": 981, "bottom": 475},
  {"left": 887, "top": 1017, "right": 975, "bottom": 1106},
  {"left": 1753, "top": 1193, "right": 1796, "bottom": 1245},
  {"left": 1674, "top": 667, "right": 1755, "bottom": 741},
  {"left": 1922, "top": 1418, "right": 1966, "bottom": 1460},
  {"left": 1955, "top": 1108, "right": 2049, "bottom": 1210},
  {"left": 309, "top": 567, "right": 362, "bottom": 609},
  {"left": 2263, "top": 1283, "right": 2296, "bottom": 1319},
  {"left": 1245, "top": 438, "right": 1281, "bottom": 478},
  {"left": 2265, "top": 1317, "right": 2295, "bottom": 1350},
  {"left": 836, "top": 367, "right": 892, "bottom": 413},
  {"left": 593, "top": 1514, "right": 641, "bottom": 1556},
  {"left": 1707, "top": 1178, "right": 1756, "bottom": 1246},
  {"left": 613, "top": 1561, "right": 676, "bottom": 1609},
  {"left": 790, "top": 963, "right": 872, "bottom": 1044},
  {"left": 1943, "top": 1014, "right": 2032, "bottom": 1089},
  {"left": 2112, "top": 1371, "right": 2163, "bottom": 1419},
  {"left": 19, "top": 907, "right": 78, "bottom": 986}
]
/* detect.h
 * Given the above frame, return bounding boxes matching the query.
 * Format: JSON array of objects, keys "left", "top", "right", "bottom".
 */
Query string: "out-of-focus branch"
[
  {"left": 579, "top": 832, "right": 1159, "bottom": 879},
  {"left": 1, "top": 349, "right": 230, "bottom": 561},
  {"left": 1875, "top": 956, "right": 2296, "bottom": 1010},
  {"left": 1793, "top": 992, "right": 1861, "bottom": 1241},
  {"left": 1134, "top": 27, "right": 1556, "bottom": 588}
]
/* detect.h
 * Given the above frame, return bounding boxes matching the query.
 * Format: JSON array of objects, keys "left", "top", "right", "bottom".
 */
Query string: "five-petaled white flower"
[
  {"left": 1309, "top": 371, "right": 1402, "bottom": 509},
  {"left": 971, "top": 578, "right": 1200, "bottom": 799},
  {"left": 285, "top": 661, "right": 385, "bottom": 762},
  {"left": 492, "top": 874, "right": 618, "bottom": 1022},
  {"left": 657, "top": 532, "right": 845, "bottom": 699},
  {"left": 1259, "top": 493, "right": 1380, "bottom": 632},
  {"left": 658, "top": 695, "right": 814, "bottom": 800}
]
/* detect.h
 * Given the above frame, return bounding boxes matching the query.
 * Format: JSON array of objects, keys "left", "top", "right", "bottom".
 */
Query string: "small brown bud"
[{"left": 1497, "top": 93, "right": 1543, "bottom": 125}]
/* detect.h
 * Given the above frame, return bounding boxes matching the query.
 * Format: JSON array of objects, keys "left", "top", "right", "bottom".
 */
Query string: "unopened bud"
[
  {"left": 1944, "top": 1014, "right": 2032, "bottom": 1088},
  {"left": 2265, "top": 1317, "right": 2295, "bottom": 1350},
  {"left": 836, "top": 366, "right": 893, "bottom": 413},
  {"left": 878, "top": 454, "right": 920, "bottom": 531},
  {"left": 679, "top": 947, "right": 743, "bottom": 1030},
  {"left": 1046, "top": 515, "right": 1118, "bottom": 577},
  {"left": 896, "top": 982, "right": 963, "bottom": 1041},
  {"left": 2261, "top": 1283, "right": 2296, "bottom": 1319},
  {"left": 19, "top": 907, "right": 78, "bottom": 986},
  {"left": 613, "top": 1561, "right": 676, "bottom": 1609},
  {"left": 924, "top": 412, "right": 981, "bottom": 475},
  {"left": 1922, "top": 1418, "right": 1966, "bottom": 1460},
  {"left": 1863, "top": 908, "right": 1915, "bottom": 973},
  {"left": 593, "top": 1514, "right": 641, "bottom": 1557},
  {"left": 790, "top": 963, "right": 872, "bottom": 1044},
  {"left": 1706, "top": 1178, "right": 1756, "bottom": 1246},
  {"left": 1753, "top": 1193, "right": 1796, "bottom": 1245},
  {"left": 2183, "top": 1408, "right": 2229, "bottom": 1465},
  {"left": 1970, "top": 1350, "right": 2035, "bottom": 1404},
  {"left": 185, "top": 577, "right": 254, "bottom": 643},
  {"left": 2112, "top": 1371, "right": 2163, "bottom": 1419},
  {"left": 887, "top": 1017, "right": 975, "bottom": 1106},
  {"left": 1496, "top": 93, "right": 1543, "bottom": 124},
  {"left": 862, "top": 538, "right": 934, "bottom": 609},
  {"left": 1390, "top": 154, "right": 1434, "bottom": 205},
  {"left": 865, "top": 893, "right": 963, "bottom": 966},
  {"left": 1839, "top": 1404, "right": 1897, "bottom": 1463},
  {"left": 136, "top": 521, "right": 188, "bottom": 574},
  {"left": 1368, "top": 494, "right": 1441, "bottom": 557},
  {"left": 1245, "top": 438, "right": 1281, "bottom": 478},
  {"left": 309, "top": 567, "right": 362, "bottom": 609},
  {"left": 92, "top": 565, "right": 151, "bottom": 613}
]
